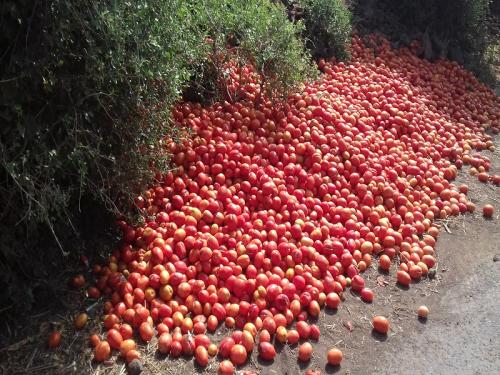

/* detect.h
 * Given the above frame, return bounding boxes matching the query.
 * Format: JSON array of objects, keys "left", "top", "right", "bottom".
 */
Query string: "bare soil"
[{"left": 1, "top": 143, "right": 499, "bottom": 375}]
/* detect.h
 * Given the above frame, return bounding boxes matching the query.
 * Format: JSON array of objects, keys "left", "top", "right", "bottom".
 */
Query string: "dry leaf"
[{"left": 377, "top": 275, "right": 388, "bottom": 286}]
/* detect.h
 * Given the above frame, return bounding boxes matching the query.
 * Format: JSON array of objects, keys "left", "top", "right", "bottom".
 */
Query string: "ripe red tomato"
[
  {"left": 94, "top": 341, "right": 111, "bottom": 362},
  {"left": 230, "top": 344, "right": 247, "bottom": 365},
  {"left": 309, "top": 324, "right": 320, "bottom": 340},
  {"left": 219, "top": 337, "right": 235, "bottom": 359},
  {"left": 396, "top": 270, "right": 411, "bottom": 286},
  {"left": 139, "top": 322, "right": 154, "bottom": 342},
  {"left": 327, "top": 348, "right": 343, "bottom": 365},
  {"left": 325, "top": 292, "right": 340, "bottom": 309},
  {"left": 287, "top": 329, "right": 300, "bottom": 345},
  {"left": 218, "top": 360, "right": 234, "bottom": 375},
  {"left": 195, "top": 346, "right": 209, "bottom": 367},
  {"left": 125, "top": 349, "right": 140, "bottom": 363},
  {"left": 71, "top": 274, "right": 85, "bottom": 289},
  {"left": 258, "top": 342, "right": 276, "bottom": 361},
  {"left": 360, "top": 288, "right": 374, "bottom": 303},
  {"left": 372, "top": 316, "right": 390, "bottom": 334},
  {"left": 48, "top": 331, "right": 61, "bottom": 348},
  {"left": 483, "top": 204, "right": 494, "bottom": 218},
  {"left": 158, "top": 333, "right": 172, "bottom": 354},
  {"left": 296, "top": 321, "right": 310, "bottom": 339},
  {"left": 120, "top": 339, "right": 136, "bottom": 356},
  {"left": 89, "top": 334, "right": 100, "bottom": 348},
  {"left": 298, "top": 342, "right": 313, "bottom": 362},
  {"left": 350, "top": 275, "right": 365, "bottom": 292},
  {"left": 378, "top": 254, "right": 391, "bottom": 270},
  {"left": 107, "top": 328, "right": 123, "bottom": 349}
]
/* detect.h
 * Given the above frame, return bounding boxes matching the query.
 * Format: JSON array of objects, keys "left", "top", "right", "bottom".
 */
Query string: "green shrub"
[
  {"left": 300, "top": 0, "right": 352, "bottom": 59},
  {"left": 188, "top": 0, "right": 316, "bottom": 102},
  {"left": 0, "top": 0, "right": 315, "bottom": 313},
  {"left": 0, "top": 0, "right": 202, "bottom": 313}
]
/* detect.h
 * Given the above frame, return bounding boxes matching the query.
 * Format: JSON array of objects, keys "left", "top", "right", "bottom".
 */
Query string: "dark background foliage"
[{"left": 351, "top": 0, "right": 498, "bottom": 83}]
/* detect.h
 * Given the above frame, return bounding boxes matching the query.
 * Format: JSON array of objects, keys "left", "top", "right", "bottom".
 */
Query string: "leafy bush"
[
  {"left": 300, "top": 0, "right": 352, "bottom": 59},
  {"left": 0, "top": 0, "right": 201, "bottom": 313},
  {"left": 0, "top": 0, "right": 315, "bottom": 313},
  {"left": 188, "top": 0, "right": 316, "bottom": 102}
]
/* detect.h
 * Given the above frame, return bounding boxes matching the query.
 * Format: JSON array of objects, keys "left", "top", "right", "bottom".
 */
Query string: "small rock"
[
  {"left": 128, "top": 359, "right": 144, "bottom": 375},
  {"left": 493, "top": 254, "right": 500, "bottom": 262},
  {"left": 428, "top": 269, "right": 437, "bottom": 279}
]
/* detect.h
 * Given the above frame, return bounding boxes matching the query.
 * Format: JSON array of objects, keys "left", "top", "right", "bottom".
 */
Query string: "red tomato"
[
  {"left": 158, "top": 333, "right": 172, "bottom": 354},
  {"left": 195, "top": 346, "right": 209, "bottom": 367},
  {"left": 298, "top": 342, "right": 313, "bottom": 362},
  {"left": 360, "top": 288, "right": 374, "bottom": 302},
  {"left": 258, "top": 342, "right": 276, "bottom": 361},
  {"left": 48, "top": 331, "right": 61, "bottom": 348},
  {"left": 94, "top": 341, "right": 111, "bottom": 362},
  {"left": 378, "top": 254, "right": 392, "bottom": 270},
  {"left": 230, "top": 344, "right": 247, "bottom": 365},
  {"left": 107, "top": 328, "right": 123, "bottom": 349},
  {"left": 327, "top": 348, "right": 343, "bottom": 365},
  {"left": 309, "top": 324, "right": 320, "bottom": 340},
  {"left": 396, "top": 270, "right": 411, "bottom": 286},
  {"left": 296, "top": 321, "right": 310, "bottom": 339},
  {"left": 89, "top": 334, "right": 101, "bottom": 348},
  {"left": 139, "top": 322, "right": 154, "bottom": 342},
  {"left": 120, "top": 339, "right": 136, "bottom": 356},
  {"left": 219, "top": 337, "right": 235, "bottom": 359},
  {"left": 326, "top": 292, "right": 341, "bottom": 309},
  {"left": 372, "top": 316, "right": 390, "bottom": 334},
  {"left": 483, "top": 204, "right": 494, "bottom": 218},
  {"left": 218, "top": 360, "right": 234, "bottom": 375},
  {"left": 125, "top": 349, "right": 140, "bottom": 363}
]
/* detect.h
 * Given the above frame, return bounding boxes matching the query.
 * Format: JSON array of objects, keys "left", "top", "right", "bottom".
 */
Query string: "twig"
[
  {"left": 7, "top": 170, "right": 69, "bottom": 256},
  {"left": 0, "top": 337, "right": 30, "bottom": 352},
  {"left": 443, "top": 222, "right": 452, "bottom": 233},
  {"left": 0, "top": 76, "right": 21, "bottom": 84},
  {"left": 25, "top": 364, "right": 58, "bottom": 373},
  {"left": 26, "top": 347, "right": 38, "bottom": 369},
  {"left": 0, "top": 305, "right": 13, "bottom": 314}
]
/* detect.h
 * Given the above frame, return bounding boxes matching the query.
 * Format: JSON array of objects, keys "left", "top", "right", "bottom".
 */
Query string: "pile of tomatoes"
[{"left": 78, "top": 35, "right": 499, "bottom": 372}]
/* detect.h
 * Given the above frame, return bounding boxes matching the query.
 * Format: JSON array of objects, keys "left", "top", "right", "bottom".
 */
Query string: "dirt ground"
[{"left": 1, "top": 142, "right": 499, "bottom": 375}]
